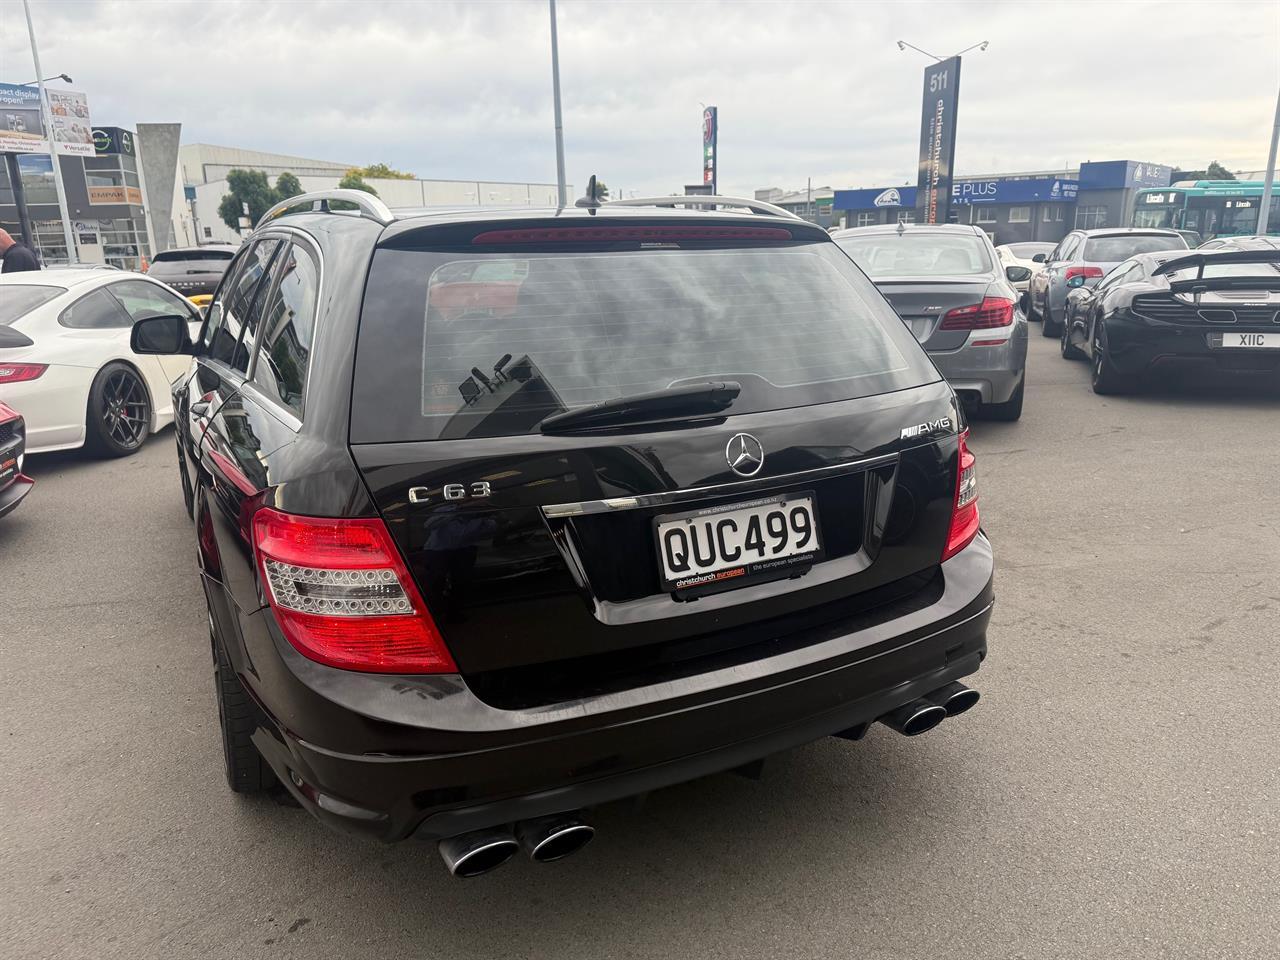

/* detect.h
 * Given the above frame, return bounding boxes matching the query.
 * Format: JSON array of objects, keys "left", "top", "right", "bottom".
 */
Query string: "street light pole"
[
  {"left": 21, "top": 0, "right": 78, "bottom": 264},
  {"left": 548, "top": 0, "right": 568, "bottom": 208},
  {"left": 1256, "top": 83, "right": 1279, "bottom": 236}
]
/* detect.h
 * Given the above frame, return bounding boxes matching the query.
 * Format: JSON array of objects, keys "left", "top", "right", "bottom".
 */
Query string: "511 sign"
[{"left": 916, "top": 55, "right": 962, "bottom": 225}]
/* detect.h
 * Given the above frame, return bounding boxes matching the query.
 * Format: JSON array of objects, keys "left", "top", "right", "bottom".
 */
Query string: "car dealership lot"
[{"left": 2, "top": 334, "right": 1278, "bottom": 960}]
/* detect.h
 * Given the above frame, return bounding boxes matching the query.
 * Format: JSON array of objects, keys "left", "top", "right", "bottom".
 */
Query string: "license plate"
[
  {"left": 1218, "top": 332, "right": 1279, "bottom": 349},
  {"left": 654, "top": 493, "right": 823, "bottom": 595}
]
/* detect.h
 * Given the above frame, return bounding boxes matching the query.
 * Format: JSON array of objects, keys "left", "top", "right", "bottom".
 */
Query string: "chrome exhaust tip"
[
  {"left": 516, "top": 812, "right": 595, "bottom": 864},
  {"left": 926, "top": 681, "right": 980, "bottom": 717},
  {"left": 438, "top": 828, "right": 519, "bottom": 878},
  {"left": 878, "top": 698, "right": 947, "bottom": 736}
]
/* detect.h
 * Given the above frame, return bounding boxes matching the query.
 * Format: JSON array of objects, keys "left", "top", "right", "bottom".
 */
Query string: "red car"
[{"left": 0, "top": 401, "right": 34, "bottom": 518}]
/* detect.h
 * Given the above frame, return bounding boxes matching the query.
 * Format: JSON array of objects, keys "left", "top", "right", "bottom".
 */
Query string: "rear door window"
[
  {"left": 204, "top": 238, "right": 280, "bottom": 371},
  {"left": 251, "top": 242, "right": 319, "bottom": 417},
  {"left": 352, "top": 238, "right": 940, "bottom": 442}
]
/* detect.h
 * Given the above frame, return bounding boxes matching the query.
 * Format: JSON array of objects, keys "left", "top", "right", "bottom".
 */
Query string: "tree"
[
  {"left": 275, "top": 172, "right": 303, "bottom": 199},
  {"left": 338, "top": 169, "right": 379, "bottom": 196},
  {"left": 217, "top": 169, "right": 278, "bottom": 231},
  {"left": 593, "top": 180, "right": 610, "bottom": 200},
  {"left": 358, "top": 163, "right": 414, "bottom": 181},
  {"left": 1171, "top": 160, "right": 1236, "bottom": 183}
]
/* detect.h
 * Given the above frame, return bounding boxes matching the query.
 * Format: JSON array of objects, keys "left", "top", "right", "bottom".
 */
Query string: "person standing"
[{"left": 0, "top": 228, "right": 41, "bottom": 273}]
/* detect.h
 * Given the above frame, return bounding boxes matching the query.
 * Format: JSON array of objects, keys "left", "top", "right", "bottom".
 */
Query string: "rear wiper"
[{"left": 539, "top": 380, "right": 741, "bottom": 433}]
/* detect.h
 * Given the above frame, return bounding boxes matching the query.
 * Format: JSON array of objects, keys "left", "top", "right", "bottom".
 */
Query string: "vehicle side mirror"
[
  {"left": 1005, "top": 266, "right": 1032, "bottom": 282},
  {"left": 1065, "top": 274, "right": 1086, "bottom": 289},
  {"left": 1032, "top": 253, "right": 1047, "bottom": 264},
  {"left": 131, "top": 314, "right": 194, "bottom": 355}
]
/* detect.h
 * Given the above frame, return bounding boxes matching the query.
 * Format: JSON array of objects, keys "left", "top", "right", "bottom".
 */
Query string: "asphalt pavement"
[{"left": 2, "top": 332, "right": 1278, "bottom": 960}]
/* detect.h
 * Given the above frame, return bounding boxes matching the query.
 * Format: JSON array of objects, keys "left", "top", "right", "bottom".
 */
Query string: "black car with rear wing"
[
  {"left": 0, "top": 401, "right": 33, "bottom": 518},
  {"left": 1062, "top": 248, "right": 1280, "bottom": 394},
  {"left": 130, "top": 189, "right": 994, "bottom": 879}
]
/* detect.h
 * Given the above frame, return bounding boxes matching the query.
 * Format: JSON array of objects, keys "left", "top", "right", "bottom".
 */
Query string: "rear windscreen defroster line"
[{"left": 351, "top": 240, "right": 940, "bottom": 443}]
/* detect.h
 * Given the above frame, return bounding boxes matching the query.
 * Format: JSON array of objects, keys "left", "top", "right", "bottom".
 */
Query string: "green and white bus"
[{"left": 1131, "top": 180, "right": 1280, "bottom": 241}]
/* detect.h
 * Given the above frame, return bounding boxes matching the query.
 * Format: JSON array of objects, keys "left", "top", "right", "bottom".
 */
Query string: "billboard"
[
  {"left": 702, "top": 106, "right": 717, "bottom": 192},
  {"left": 0, "top": 82, "right": 94, "bottom": 157},
  {"left": 914, "top": 56, "right": 961, "bottom": 224},
  {"left": 92, "top": 126, "right": 136, "bottom": 157}
]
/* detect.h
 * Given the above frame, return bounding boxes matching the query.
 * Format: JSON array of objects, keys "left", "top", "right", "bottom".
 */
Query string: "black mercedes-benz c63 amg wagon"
[{"left": 131, "top": 189, "right": 994, "bottom": 877}]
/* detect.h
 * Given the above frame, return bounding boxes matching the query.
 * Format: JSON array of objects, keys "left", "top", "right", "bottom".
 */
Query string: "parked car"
[
  {"left": 1060, "top": 249, "right": 1280, "bottom": 393},
  {"left": 995, "top": 242, "right": 1055, "bottom": 310},
  {"left": 145, "top": 244, "right": 239, "bottom": 301},
  {"left": 0, "top": 270, "right": 200, "bottom": 456},
  {"left": 1198, "top": 234, "right": 1280, "bottom": 252},
  {"left": 0, "top": 400, "right": 33, "bottom": 518},
  {"left": 131, "top": 189, "right": 994, "bottom": 877},
  {"left": 1175, "top": 229, "right": 1202, "bottom": 247},
  {"left": 1027, "top": 228, "right": 1188, "bottom": 338},
  {"left": 834, "top": 223, "right": 1028, "bottom": 420}
]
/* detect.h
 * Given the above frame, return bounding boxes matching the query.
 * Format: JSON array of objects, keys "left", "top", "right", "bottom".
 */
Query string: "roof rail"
[
  {"left": 603, "top": 195, "right": 802, "bottom": 220},
  {"left": 257, "top": 189, "right": 395, "bottom": 228}
]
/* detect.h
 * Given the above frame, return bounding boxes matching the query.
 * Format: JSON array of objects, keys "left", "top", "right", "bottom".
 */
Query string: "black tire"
[
  {"left": 1060, "top": 316, "right": 1085, "bottom": 360},
  {"left": 176, "top": 433, "right": 195, "bottom": 520},
  {"left": 212, "top": 621, "right": 275, "bottom": 794},
  {"left": 85, "top": 361, "right": 151, "bottom": 457},
  {"left": 1090, "top": 326, "right": 1128, "bottom": 396},
  {"left": 1041, "top": 299, "right": 1061, "bottom": 337},
  {"left": 980, "top": 374, "right": 1025, "bottom": 421},
  {"left": 1025, "top": 289, "right": 1040, "bottom": 322}
]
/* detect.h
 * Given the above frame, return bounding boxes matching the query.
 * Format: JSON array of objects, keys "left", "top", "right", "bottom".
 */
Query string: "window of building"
[
  {"left": 856, "top": 211, "right": 876, "bottom": 227},
  {"left": 98, "top": 218, "right": 152, "bottom": 272},
  {"left": 1075, "top": 205, "right": 1108, "bottom": 230},
  {"left": 1042, "top": 205, "right": 1064, "bottom": 222},
  {"left": 896, "top": 210, "right": 915, "bottom": 224},
  {"left": 946, "top": 209, "right": 960, "bottom": 224},
  {"left": 252, "top": 243, "right": 320, "bottom": 417},
  {"left": 975, "top": 207, "right": 997, "bottom": 224},
  {"left": 1008, "top": 206, "right": 1030, "bottom": 223},
  {"left": 203, "top": 226, "right": 213, "bottom": 239}
]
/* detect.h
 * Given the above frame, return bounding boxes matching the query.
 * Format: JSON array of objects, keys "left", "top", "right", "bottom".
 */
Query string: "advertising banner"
[
  {"left": 0, "top": 82, "right": 94, "bottom": 156},
  {"left": 92, "top": 126, "right": 136, "bottom": 157},
  {"left": 914, "top": 56, "right": 961, "bottom": 224},
  {"left": 88, "top": 184, "right": 143, "bottom": 206},
  {"left": 702, "top": 106, "right": 717, "bottom": 192}
]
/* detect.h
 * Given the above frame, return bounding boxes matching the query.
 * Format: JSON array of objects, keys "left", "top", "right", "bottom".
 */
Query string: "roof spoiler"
[{"left": 1153, "top": 249, "right": 1280, "bottom": 294}]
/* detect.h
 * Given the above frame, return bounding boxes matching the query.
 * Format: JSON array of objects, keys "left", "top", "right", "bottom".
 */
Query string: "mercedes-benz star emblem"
[{"left": 725, "top": 433, "right": 764, "bottom": 477}]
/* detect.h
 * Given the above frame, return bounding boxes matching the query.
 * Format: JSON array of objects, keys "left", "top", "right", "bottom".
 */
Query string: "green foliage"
[
  {"left": 338, "top": 170, "right": 379, "bottom": 196},
  {"left": 275, "top": 172, "right": 303, "bottom": 199},
  {"left": 217, "top": 169, "right": 278, "bottom": 230},
  {"left": 1172, "top": 161, "right": 1237, "bottom": 183},
  {"left": 357, "top": 163, "right": 414, "bottom": 181},
  {"left": 593, "top": 180, "right": 610, "bottom": 200}
]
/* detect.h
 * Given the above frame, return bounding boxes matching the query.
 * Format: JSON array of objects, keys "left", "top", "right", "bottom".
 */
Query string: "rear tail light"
[
  {"left": 939, "top": 297, "right": 1014, "bottom": 330},
  {"left": 1065, "top": 266, "right": 1104, "bottom": 283},
  {"left": 252, "top": 508, "right": 456, "bottom": 674},
  {"left": 0, "top": 363, "right": 47, "bottom": 384},
  {"left": 942, "top": 430, "right": 979, "bottom": 562}
]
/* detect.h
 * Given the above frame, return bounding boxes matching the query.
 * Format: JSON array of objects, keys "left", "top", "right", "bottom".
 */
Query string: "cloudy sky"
[{"left": 3, "top": 0, "right": 1277, "bottom": 195}]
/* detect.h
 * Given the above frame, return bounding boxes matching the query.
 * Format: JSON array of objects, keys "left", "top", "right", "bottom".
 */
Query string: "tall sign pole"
[
  {"left": 22, "top": 0, "right": 77, "bottom": 263},
  {"left": 702, "top": 106, "right": 718, "bottom": 194},
  {"left": 915, "top": 56, "right": 961, "bottom": 225},
  {"left": 1256, "top": 83, "right": 1279, "bottom": 236},
  {"left": 548, "top": 0, "right": 567, "bottom": 208}
]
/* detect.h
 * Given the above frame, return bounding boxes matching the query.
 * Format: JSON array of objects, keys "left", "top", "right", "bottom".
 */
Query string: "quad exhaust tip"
[
  {"left": 438, "top": 828, "right": 519, "bottom": 878},
  {"left": 516, "top": 812, "right": 595, "bottom": 863}
]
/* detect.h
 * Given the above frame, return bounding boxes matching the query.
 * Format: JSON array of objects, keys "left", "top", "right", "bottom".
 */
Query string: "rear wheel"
[
  {"left": 85, "top": 362, "right": 151, "bottom": 457},
  {"left": 1025, "top": 289, "right": 1040, "bottom": 322},
  {"left": 212, "top": 617, "right": 275, "bottom": 794},
  {"left": 1090, "top": 326, "right": 1128, "bottom": 395},
  {"left": 1041, "top": 299, "right": 1061, "bottom": 337},
  {"left": 1060, "top": 317, "right": 1085, "bottom": 360},
  {"left": 980, "top": 374, "right": 1025, "bottom": 421}
]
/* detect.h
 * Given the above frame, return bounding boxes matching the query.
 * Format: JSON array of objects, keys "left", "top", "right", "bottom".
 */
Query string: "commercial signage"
[
  {"left": 0, "top": 81, "right": 94, "bottom": 156},
  {"left": 88, "top": 184, "right": 144, "bottom": 206},
  {"left": 1128, "top": 162, "right": 1172, "bottom": 188},
  {"left": 702, "top": 106, "right": 717, "bottom": 192},
  {"left": 915, "top": 55, "right": 961, "bottom": 224},
  {"left": 834, "top": 186, "right": 918, "bottom": 210},
  {"left": 950, "top": 177, "right": 1079, "bottom": 205},
  {"left": 92, "top": 126, "right": 135, "bottom": 157}
]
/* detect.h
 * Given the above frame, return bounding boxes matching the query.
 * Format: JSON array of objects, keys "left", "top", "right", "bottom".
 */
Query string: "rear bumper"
[
  {"left": 928, "top": 323, "right": 1028, "bottom": 404},
  {"left": 1106, "top": 319, "right": 1280, "bottom": 380},
  {"left": 0, "top": 474, "right": 34, "bottom": 518},
  {"left": 239, "top": 534, "right": 995, "bottom": 843},
  {"left": 0, "top": 364, "right": 93, "bottom": 453}
]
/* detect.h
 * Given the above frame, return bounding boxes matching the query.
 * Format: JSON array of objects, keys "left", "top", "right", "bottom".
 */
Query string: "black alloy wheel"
[
  {"left": 1060, "top": 315, "right": 1085, "bottom": 360},
  {"left": 86, "top": 362, "right": 151, "bottom": 457},
  {"left": 1090, "top": 325, "right": 1127, "bottom": 395}
]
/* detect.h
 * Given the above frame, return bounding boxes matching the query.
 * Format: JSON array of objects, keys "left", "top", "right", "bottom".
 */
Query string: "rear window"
[
  {"left": 352, "top": 239, "right": 938, "bottom": 442},
  {"left": 836, "top": 233, "right": 992, "bottom": 277},
  {"left": 1005, "top": 243, "right": 1054, "bottom": 259},
  {"left": 151, "top": 249, "right": 235, "bottom": 264},
  {"left": 1083, "top": 235, "right": 1186, "bottom": 260},
  {"left": 0, "top": 285, "right": 65, "bottom": 325}
]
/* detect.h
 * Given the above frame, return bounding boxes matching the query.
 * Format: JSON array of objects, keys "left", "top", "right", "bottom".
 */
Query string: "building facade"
[{"left": 829, "top": 160, "right": 1175, "bottom": 243}]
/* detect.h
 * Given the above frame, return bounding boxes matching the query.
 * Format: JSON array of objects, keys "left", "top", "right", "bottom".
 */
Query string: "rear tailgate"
[
  {"left": 875, "top": 278, "right": 991, "bottom": 350},
  {"left": 348, "top": 220, "right": 960, "bottom": 706}
]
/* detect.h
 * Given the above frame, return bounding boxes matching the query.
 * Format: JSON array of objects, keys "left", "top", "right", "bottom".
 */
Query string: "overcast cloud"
[{"left": 3, "top": 0, "right": 1277, "bottom": 195}]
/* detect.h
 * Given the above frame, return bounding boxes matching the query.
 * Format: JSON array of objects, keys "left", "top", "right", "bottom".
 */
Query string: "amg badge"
[{"left": 900, "top": 416, "right": 954, "bottom": 440}]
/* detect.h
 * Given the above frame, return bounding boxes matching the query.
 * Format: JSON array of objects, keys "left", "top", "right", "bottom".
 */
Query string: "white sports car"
[{"left": 0, "top": 269, "right": 199, "bottom": 456}]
